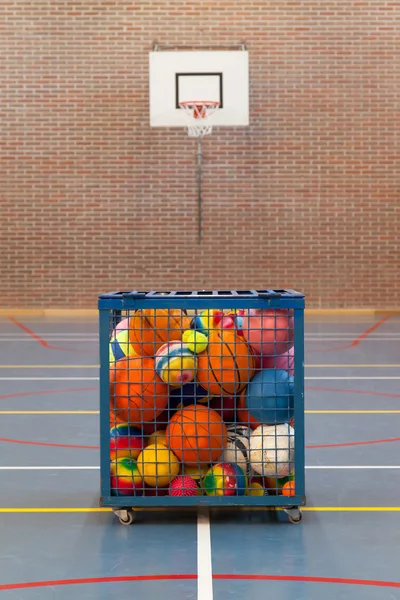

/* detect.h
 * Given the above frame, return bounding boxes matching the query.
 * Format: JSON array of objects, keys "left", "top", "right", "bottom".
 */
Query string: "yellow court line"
[
  {"left": 0, "top": 506, "right": 399, "bottom": 514},
  {"left": 302, "top": 507, "right": 400, "bottom": 512},
  {"left": 1, "top": 364, "right": 400, "bottom": 369},
  {"left": 1, "top": 409, "right": 400, "bottom": 416}
]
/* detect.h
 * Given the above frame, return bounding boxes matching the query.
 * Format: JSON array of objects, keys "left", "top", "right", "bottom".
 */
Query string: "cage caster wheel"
[
  {"left": 114, "top": 509, "right": 135, "bottom": 526},
  {"left": 285, "top": 508, "right": 302, "bottom": 524}
]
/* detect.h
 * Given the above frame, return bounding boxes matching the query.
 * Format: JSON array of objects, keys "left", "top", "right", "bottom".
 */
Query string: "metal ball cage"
[{"left": 98, "top": 290, "right": 305, "bottom": 525}]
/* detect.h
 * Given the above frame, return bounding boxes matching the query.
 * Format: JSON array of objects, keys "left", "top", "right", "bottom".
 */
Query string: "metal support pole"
[{"left": 197, "top": 136, "right": 203, "bottom": 243}]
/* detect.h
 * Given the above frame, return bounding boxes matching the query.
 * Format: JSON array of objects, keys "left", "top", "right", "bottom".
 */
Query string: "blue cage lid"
[{"left": 98, "top": 289, "right": 304, "bottom": 300}]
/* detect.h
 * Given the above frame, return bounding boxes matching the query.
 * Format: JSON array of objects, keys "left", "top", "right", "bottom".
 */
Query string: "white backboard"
[{"left": 149, "top": 50, "right": 249, "bottom": 128}]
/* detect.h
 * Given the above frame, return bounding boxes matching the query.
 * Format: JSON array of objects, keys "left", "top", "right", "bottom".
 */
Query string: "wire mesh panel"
[{"left": 98, "top": 290, "right": 305, "bottom": 520}]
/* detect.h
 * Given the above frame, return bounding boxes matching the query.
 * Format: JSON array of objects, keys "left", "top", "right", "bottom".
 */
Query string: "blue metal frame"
[{"left": 98, "top": 289, "right": 305, "bottom": 509}]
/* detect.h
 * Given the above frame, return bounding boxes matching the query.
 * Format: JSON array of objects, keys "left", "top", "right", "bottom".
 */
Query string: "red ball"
[
  {"left": 110, "top": 435, "right": 142, "bottom": 461},
  {"left": 169, "top": 475, "right": 199, "bottom": 496}
]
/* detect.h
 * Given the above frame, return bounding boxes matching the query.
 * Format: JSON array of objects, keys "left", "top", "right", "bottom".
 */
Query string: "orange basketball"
[
  {"left": 110, "top": 356, "right": 169, "bottom": 425},
  {"left": 166, "top": 405, "right": 227, "bottom": 466},
  {"left": 109, "top": 410, "right": 125, "bottom": 428},
  {"left": 129, "top": 309, "right": 191, "bottom": 356},
  {"left": 197, "top": 329, "right": 255, "bottom": 396}
]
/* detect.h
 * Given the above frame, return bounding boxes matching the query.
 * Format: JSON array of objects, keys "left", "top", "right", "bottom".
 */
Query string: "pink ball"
[
  {"left": 169, "top": 475, "right": 199, "bottom": 497},
  {"left": 242, "top": 309, "right": 294, "bottom": 357},
  {"left": 254, "top": 345, "right": 294, "bottom": 375}
]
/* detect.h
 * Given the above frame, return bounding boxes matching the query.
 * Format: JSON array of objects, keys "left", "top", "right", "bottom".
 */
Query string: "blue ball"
[{"left": 241, "top": 369, "right": 294, "bottom": 425}]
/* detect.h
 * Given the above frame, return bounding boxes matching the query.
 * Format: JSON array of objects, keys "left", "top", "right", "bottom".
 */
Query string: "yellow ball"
[
  {"left": 247, "top": 482, "right": 265, "bottom": 496},
  {"left": 146, "top": 430, "right": 167, "bottom": 448},
  {"left": 137, "top": 444, "right": 180, "bottom": 487},
  {"left": 182, "top": 330, "right": 208, "bottom": 354}
]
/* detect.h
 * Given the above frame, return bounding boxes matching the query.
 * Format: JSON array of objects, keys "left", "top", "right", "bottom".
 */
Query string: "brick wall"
[{"left": 1, "top": 1, "right": 399, "bottom": 308}]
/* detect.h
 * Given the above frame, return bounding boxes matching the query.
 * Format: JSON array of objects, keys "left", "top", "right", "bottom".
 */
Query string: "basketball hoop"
[{"left": 179, "top": 100, "right": 220, "bottom": 137}]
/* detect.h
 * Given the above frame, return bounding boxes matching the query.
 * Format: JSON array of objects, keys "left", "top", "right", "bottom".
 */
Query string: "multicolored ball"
[
  {"left": 169, "top": 475, "right": 199, "bottom": 496},
  {"left": 109, "top": 318, "right": 138, "bottom": 363},
  {"left": 155, "top": 341, "right": 197, "bottom": 386},
  {"left": 110, "top": 457, "right": 143, "bottom": 496},
  {"left": 190, "top": 309, "right": 240, "bottom": 336},
  {"left": 182, "top": 329, "right": 208, "bottom": 354},
  {"left": 204, "top": 462, "right": 248, "bottom": 496},
  {"left": 110, "top": 423, "right": 143, "bottom": 461}
]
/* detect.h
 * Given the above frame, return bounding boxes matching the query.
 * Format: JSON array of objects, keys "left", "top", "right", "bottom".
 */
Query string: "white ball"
[
  {"left": 249, "top": 423, "right": 294, "bottom": 478},
  {"left": 220, "top": 425, "right": 251, "bottom": 475}
]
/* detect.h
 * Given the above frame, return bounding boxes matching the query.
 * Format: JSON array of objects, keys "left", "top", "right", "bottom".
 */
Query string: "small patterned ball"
[
  {"left": 182, "top": 330, "right": 208, "bottom": 354},
  {"left": 155, "top": 341, "right": 197, "bottom": 386},
  {"left": 204, "top": 462, "right": 248, "bottom": 496},
  {"left": 109, "top": 318, "right": 138, "bottom": 363},
  {"left": 110, "top": 423, "right": 143, "bottom": 461},
  {"left": 169, "top": 475, "right": 199, "bottom": 496},
  {"left": 190, "top": 309, "right": 220, "bottom": 336},
  {"left": 110, "top": 457, "right": 143, "bottom": 496}
]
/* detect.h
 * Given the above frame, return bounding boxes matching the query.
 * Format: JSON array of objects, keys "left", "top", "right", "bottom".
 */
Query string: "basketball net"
[{"left": 179, "top": 101, "right": 220, "bottom": 137}]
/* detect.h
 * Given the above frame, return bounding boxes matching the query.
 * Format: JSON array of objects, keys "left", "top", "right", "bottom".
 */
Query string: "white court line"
[
  {"left": 0, "top": 466, "right": 100, "bottom": 470},
  {"left": 0, "top": 377, "right": 99, "bottom": 381},
  {"left": 306, "top": 377, "right": 400, "bottom": 380},
  {"left": 0, "top": 466, "right": 399, "bottom": 471},
  {"left": 197, "top": 511, "right": 213, "bottom": 600},
  {"left": 306, "top": 466, "right": 400, "bottom": 470}
]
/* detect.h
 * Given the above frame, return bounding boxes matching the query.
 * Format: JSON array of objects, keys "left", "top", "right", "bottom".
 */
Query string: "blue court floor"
[{"left": 0, "top": 314, "right": 399, "bottom": 599}]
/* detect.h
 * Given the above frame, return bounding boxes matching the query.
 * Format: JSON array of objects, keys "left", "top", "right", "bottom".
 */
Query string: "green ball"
[{"left": 182, "top": 330, "right": 208, "bottom": 354}]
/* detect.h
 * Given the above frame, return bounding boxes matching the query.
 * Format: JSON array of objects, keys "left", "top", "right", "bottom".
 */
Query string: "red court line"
[
  {"left": 306, "top": 386, "right": 400, "bottom": 399},
  {"left": 0, "top": 437, "right": 99, "bottom": 450},
  {"left": 307, "top": 314, "right": 391, "bottom": 353},
  {"left": 0, "top": 573, "right": 399, "bottom": 591},
  {"left": 7, "top": 316, "right": 97, "bottom": 355},
  {"left": 0, "top": 387, "right": 97, "bottom": 400},
  {"left": 306, "top": 437, "right": 400, "bottom": 449}
]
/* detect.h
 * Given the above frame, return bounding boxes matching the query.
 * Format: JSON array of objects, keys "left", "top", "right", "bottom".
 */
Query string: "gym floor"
[{"left": 0, "top": 314, "right": 399, "bottom": 599}]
